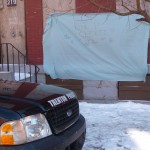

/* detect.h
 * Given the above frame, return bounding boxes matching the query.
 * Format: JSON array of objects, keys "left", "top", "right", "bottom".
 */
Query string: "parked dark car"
[{"left": 0, "top": 80, "right": 86, "bottom": 150}]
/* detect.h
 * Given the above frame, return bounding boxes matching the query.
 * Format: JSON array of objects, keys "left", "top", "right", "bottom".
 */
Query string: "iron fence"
[{"left": 0, "top": 43, "right": 40, "bottom": 83}]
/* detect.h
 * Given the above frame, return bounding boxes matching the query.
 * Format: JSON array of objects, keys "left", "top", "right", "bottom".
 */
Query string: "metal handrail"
[{"left": 0, "top": 43, "right": 40, "bottom": 83}]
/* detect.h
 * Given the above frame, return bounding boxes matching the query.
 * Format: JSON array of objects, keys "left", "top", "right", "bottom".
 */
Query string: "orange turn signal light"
[{"left": 1, "top": 123, "right": 14, "bottom": 145}]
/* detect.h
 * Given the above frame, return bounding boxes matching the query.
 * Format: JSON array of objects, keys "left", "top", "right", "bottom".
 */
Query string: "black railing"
[{"left": 0, "top": 43, "right": 40, "bottom": 83}]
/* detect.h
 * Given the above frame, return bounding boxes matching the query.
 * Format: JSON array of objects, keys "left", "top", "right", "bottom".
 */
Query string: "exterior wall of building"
[
  {"left": 29, "top": 0, "right": 150, "bottom": 100},
  {"left": 116, "top": 0, "right": 150, "bottom": 14},
  {"left": 0, "top": 0, "right": 149, "bottom": 100},
  {"left": 76, "top": 0, "right": 116, "bottom": 13},
  {"left": 25, "top": 0, "right": 43, "bottom": 64},
  {"left": 43, "top": 0, "right": 75, "bottom": 28},
  {"left": 0, "top": 0, "right": 149, "bottom": 65},
  {"left": 75, "top": 0, "right": 118, "bottom": 100},
  {"left": 0, "top": 0, "right": 25, "bottom": 55},
  {"left": 42, "top": 0, "right": 118, "bottom": 100},
  {"left": 83, "top": 81, "right": 118, "bottom": 100}
]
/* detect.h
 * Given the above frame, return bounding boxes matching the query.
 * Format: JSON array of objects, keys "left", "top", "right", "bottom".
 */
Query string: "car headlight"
[{"left": 0, "top": 113, "right": 52, "bottom": 145}]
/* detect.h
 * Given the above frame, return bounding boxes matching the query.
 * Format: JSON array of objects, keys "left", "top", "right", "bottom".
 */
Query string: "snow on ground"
[
  {"left": 80, "top": 101, "right": 150, "bottom": 150},
  {"left": 15, "top": 73, "right": 31, "bottom": 81}
]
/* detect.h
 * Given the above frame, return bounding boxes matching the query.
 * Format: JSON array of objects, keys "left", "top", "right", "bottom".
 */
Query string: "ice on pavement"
[{"left": 80, "top": 101, "right": 150, "bottom": 150}]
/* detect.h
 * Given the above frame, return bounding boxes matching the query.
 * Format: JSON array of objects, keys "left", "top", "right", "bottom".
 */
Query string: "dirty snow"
[{"left": 80, "top": 101, "right": 150, "bottom": 150}]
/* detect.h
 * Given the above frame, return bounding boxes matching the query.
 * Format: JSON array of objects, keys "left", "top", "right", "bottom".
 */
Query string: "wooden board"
[
  {"left": 45, "top": 75, "right": 83, "bottom": 99},
  {"left": 118, "top": 75, "right": 150, "bottom": 100}
]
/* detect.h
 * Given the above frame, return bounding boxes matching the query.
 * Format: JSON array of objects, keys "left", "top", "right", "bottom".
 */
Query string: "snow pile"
[{"left": 80, "top": 101, "right": 150, "bottom": 150}]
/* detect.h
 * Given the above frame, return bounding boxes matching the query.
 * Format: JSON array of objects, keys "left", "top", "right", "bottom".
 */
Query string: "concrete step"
[{"left": 0, "top": 72, "right": 15, "bottom": 81}]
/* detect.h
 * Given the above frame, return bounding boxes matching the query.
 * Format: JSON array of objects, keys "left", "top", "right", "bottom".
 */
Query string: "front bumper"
[{"left": 0, "top": 115, "right": 86, "bottom": 150}]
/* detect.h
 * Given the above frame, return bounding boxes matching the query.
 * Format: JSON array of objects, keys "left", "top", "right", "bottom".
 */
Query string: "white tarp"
[{"left": 43, "top": 13, "right": 150, "bottom": 81}]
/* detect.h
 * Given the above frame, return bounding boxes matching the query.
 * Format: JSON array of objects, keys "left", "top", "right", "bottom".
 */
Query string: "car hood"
[{"left": 0, "top": 80, "right": 75, "bottom": 120}]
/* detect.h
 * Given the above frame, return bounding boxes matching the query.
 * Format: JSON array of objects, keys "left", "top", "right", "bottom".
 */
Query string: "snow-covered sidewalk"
[{"left": 80, "top": 101, "right": 150, "bottom": 150}]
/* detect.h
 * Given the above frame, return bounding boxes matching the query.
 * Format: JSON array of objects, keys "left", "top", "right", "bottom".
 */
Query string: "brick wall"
[
  {"left": 76, "top": 0, "right": 116, "bottom": 13},
  {"left": 25, "top": 0, "right": 43, "bottom": 64},
  {"left": 24, "top": 0, "right": 149, "bottom": 65}
]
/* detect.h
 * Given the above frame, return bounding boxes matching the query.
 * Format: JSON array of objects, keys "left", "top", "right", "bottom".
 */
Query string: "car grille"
[{"left": 46, "top": 98, "right": 79, "bottom": 134}]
